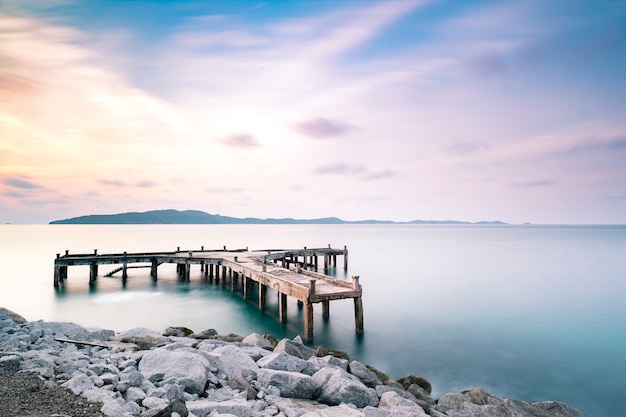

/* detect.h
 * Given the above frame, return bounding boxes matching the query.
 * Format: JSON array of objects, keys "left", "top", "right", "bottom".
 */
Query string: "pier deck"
[{"left": 53, "top": 246, "right": 362, "bottom": 340}]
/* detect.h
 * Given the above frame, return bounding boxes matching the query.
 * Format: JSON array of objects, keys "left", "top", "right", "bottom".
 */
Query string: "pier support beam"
[
  {"left": 151, "top": 259, "right": 158, "bottom": 280},
  {"left": 322, "top": 300, "right": 330, "bottom": 320},
  {"left": 354, "top": 296, "right": 364, "bottom": 334},
  {"left": 304, "top": 302, "right": 314, "bottom": 341},
  {"left": 259, "top": 284, "right": 267, "bottom": 309},
  {"left": 279, "top": 293, "right": 288, "bottom": 323},
  {"left": 89, "top": 264, "right": 98, "bottom": 285}
]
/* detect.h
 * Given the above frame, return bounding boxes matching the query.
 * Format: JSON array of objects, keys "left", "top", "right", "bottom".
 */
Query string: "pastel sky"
[{"left": 1, "top": 0, "right": 625, "bottom": 224}]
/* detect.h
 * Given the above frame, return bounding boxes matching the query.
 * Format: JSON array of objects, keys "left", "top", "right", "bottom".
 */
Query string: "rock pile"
[{"left": 1, "top": 307, "right": 583, "bottom": 417}]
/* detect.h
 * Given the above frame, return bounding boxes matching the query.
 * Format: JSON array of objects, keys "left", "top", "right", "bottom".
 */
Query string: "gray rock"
[
  {"left": 228, "top": 376, "right": 258, "bottom": 400},
  {"left": 61, "top": 372, "right": 95, "bottom": 395},
  {"left": 348, "top": 361, "right": 382, "bottom": 388},
  {"left": 242, "top": 333, "right": 274, "bottom": 350},
  {"left": 212, "top": 344, "right": 259, "bottom": 382},
  {"left": 0, "top": 354, "right": 21, "bottom": 371},
  {"left": 0, "top": 307, "right": 28, "bottom": 324},
  {"left": 375, "top": 385, "right": 417, "bottom": 401},
  {"left": 274, "top": 338, "right": 315, "bottom": 360},
  {"left": 125, "top": 386, "right": 147, "bottom": 403},
  {"left": 437, "top": 392, "right": 472, "bottom": 409},
  {"left": 138, "top": 348, "right": 212, "bottom": 394},
  {"left": 308, "top": 355, "right": 349, "bottom": 372},
  {"left": 258, "top": 351, "right": 317, "bottom": 375},
  {"left": 186, "top": 399, "right": 252, "bottom": 417},
  {"left": 378, "top": 391, "right": 428, "bottom": 416},
  {"left": 395, "top": 375, "right": 431, "bottom": 394},
  {"left": 257, "top": 368, "right": 318, "bottom": 399},
  {"left": 312, "top": 366, "right": 379, "bottom": 408},
  {"left": 407, "top": 384, "right": 435, "bottom": 405},
  {"left": 531, "top": 401, "right": 584, "bottom": 417},
  {"left": 163, "top": 326, "right": 194, "bottom": 337},
  {"left": 190, "top": 328, "right": 218, "bottom": 339},
  {"left": 153, "top": 398, "right": 189, "bottom": 417}
]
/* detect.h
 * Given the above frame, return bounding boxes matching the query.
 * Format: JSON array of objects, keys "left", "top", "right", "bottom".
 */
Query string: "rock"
[
  {"left": 125, "top": 386, "right": 146, "bottom": 403},
  {"left": 395, "top": 375, "right": 431, "bottom": 394},
  {"left": 258, "top": 351, "right": 317, "bottom": 375},
  {"left": 366, "top": 365, "right": 389, "bottom": 383},
  {"left": 375, "top": 385, "right": 418, "bottom": 401},
  {"left": 348, "top": 360, "right": 382, "bottom": 388},
  {"left": 407, "top": 384, "right": 435, "bottom": 405},
  {"left": 0, "top": 307, "right": 28, "bottom": 324},
  {"left": 315, "top": 346, "right": 350, "bottom": 360},
  {"left": 274, "top": 338, "right": 316, "bottom": 360},
  {"left": 190, "top": 328, "right": 218, "bottom": 339},
  {"left": 163, "top": 326, "right": 194, "bottom": 337},
  {"left": 532, "top": 401, "right": 584, "bottom": 417},
  {"left": 257, "top": 368, "right": 319, "bottom": 399},
  {"left": 138, "top": 348, "right": 212, "bottom": 394},
  {"left": 242, "top": 333, "right": 274, "bottom": 350},
  {"left": 186, "top": 399, "right": 252, "bottom": 417},
  {"left": 308, "top": 355, "right": 349, "bottom": 372},
  {"left": 312, "top": 366, "right": 379, "bottom": 408},
  {"left": 212, "top": 344, "right": 259, "bottom": 382},
  {"left": 0, "top": 354, "right": 21, "bottom": 371},
  {"left": 379, "top": 391, "right": 428, "bottom": 416},
  {"left": 118, "top": 327, "right": 169, "bottom": 350},
  {"left": 153, "top": 398, "right": 189, "bottom": 417},
  {"left": 437, "top": 392, "right": 471, "bottom": 409},
  {"left": 61, "top": 372, "right": 95, "bottom": 395},
  {"left": 228, "top": 376, "right": 258, "bottom": 400}
]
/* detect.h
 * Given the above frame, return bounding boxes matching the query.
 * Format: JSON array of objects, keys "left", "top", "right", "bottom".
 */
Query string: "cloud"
[
  {"left": 99, "top": 179, "right": 126, "bottom": 187},
  {"left": 444, "top": 141, "right": 489, "bottom": 155},
  {"left": 2, "top": 176, "right": 42, "bottom": 189},
  {"left": 294, "top": 117, "right": 355, "bottom": 139},
  {"left": 314, "top": 163, "right": 366, "bottom": 176},
  {"left": 363, "top": 170, "right": 396, "bottom": 181},
  {"left": 512, "top": 179, "right": 556, "bottom": 188},
  {"left": 220, "top": 133, "right": 261, "bottom": 148},
  {"left": 135, "top": 180, "right": 156, "bottom": 188},
  {"left": 205, "top": 187, "right": 244, "bottom": 194}
]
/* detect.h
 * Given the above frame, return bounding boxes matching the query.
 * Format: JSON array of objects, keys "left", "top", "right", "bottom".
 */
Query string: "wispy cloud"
[
  {"left": 294, "top": 117, "right": 355, "bottom": 139},
  {"left": 512, "top": 179, "right": 556, "bottom": 188},
  {"left": 314, "top": 163, "right": 366, "bottom": 176},
  {"left": 220, "top": 133, "right": 261, "bottom": 148},
  {"left": 2, "top": 176, "right": 42, "bottom": 189}
]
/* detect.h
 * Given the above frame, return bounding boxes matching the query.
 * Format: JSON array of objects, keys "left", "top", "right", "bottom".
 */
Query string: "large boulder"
[
  {"left": 0, "top": 307, "right": 27, "bottom": 324},
  {"left": 211, "top": 344, "right": 259, "bottom": 383},
  {"left": 312, "top": 366, "right": 379, "bottom": 408},
  {"left": 138, "top": 348, "right": 212, "bottom": 394},
  {"left": 186, "top": 399, "right": 252, "bottom": 417},
  {"left": 258, "top": 351, "right": 317, "bottom": 375},
  {"left": 118, "top": 327, "right": 169, "bottom": 350},
  {"left": 348, "top": 360, "right": 382, "bottom": 388},
  {"left": 379, "top": 391, "right": 428, "bottom": 416},
  {"left": 257, "top": 368, "right": 318, "bottom": 399},
  {"left": 274, "top": 338, "right": 316, "bottom": 360},
  {"left": 396, "top": 374, "right": 432, "bottom": 394},
  {"left": 435, "top": 388, "right": 584, "bottom": 417}
]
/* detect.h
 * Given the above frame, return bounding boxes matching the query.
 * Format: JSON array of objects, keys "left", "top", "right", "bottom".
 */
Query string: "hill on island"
[{"left": 49, "top": 209, "right": 506, "bottom": 225}]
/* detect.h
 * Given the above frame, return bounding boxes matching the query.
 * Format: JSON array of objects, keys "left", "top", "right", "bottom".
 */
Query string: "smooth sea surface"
[{"left": 1, "top": 224, "right": 624, "bottom": 417}]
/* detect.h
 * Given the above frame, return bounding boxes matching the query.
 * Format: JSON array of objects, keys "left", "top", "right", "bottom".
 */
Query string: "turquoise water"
[{"left": 1, "top": 224, "right": 624, "bottom": 417}]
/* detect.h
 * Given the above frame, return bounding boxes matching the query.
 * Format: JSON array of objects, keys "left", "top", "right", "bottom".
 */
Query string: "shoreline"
[{"left": 1, "top": 307, "right": 584, "bottom": 417}]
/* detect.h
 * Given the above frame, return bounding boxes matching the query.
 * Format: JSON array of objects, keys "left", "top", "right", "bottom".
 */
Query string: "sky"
[{"left": 1, "top": 0, "right": 625, "bottom": 224}]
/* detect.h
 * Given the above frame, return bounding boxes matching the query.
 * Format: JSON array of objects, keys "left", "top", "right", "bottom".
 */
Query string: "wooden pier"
[{"left": 53, "top": 246, "right": 362, "bottom": 340}]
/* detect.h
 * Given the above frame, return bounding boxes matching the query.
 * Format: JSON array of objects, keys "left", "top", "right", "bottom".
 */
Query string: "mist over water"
[{"left": 1, "top": 224, "right": 624, "bottom": 417}]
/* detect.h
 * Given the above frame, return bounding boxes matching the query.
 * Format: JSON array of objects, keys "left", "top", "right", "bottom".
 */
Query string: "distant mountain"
[{"left": 49, "top": 209, "right": 506, "bottom": 225}]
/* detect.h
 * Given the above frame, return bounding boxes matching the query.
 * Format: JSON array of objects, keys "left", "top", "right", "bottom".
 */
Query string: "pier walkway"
[{"left": 53, "top": 246, "right": 362, "bottom": 340}]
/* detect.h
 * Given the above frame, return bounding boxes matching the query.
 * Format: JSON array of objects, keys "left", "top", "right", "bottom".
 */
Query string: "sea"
[{"left": 0, "top": 224, "right": 624, "bottom": 417}]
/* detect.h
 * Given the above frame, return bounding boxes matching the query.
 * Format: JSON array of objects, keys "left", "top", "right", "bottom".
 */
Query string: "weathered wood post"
[
  {"left": 122, "top": 252, "right": 128, "bottom": 284},
  {"left": 259, "top": 283, "right": 267, "bottom": 309},
  {"left": 243, "top": 275, "right": 250, "bottom": 300},
  {"left": 352, "top": 275, "right": 363, "bottom": 333},
  {"left": 322, "top": 300, "right": 330, "bottom": 320},
  {"left": 54, "top": 255, "right": 60, "bottom": 288},
  {"left": 279, "top": 293, "right": 288, "bottom": 323},
  {"left": 215, "top": 263, "right": 220, "bottom": 283},
  {"left": 343, "top": 246, "right": 348, "bottom": 270},
  {"left": 231, "top": 271, "right": 237, "bottom": 292},
  {"left": 304, "top": 279, "right": 316, "bottom": 340},
  {"left": 151, "top": 258, "right": 158, "bottom": 281}
]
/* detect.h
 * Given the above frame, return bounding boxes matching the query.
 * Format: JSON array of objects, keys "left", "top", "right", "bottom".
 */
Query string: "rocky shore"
[{"left": 1, "top": 307, "right": 583, "bottom": 417}]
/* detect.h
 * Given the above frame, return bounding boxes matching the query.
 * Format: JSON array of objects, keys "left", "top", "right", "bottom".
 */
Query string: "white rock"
[
  {"left": 138, "top": 348, "right": 212, "bottom": 394},
  {"left": 256, "top": 368, "right": 318, "bottom": 399}
]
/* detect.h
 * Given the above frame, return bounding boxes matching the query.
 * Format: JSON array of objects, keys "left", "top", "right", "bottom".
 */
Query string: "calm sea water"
[{"left": 1, "top": 224, "right": 624, "bottom": 417}]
